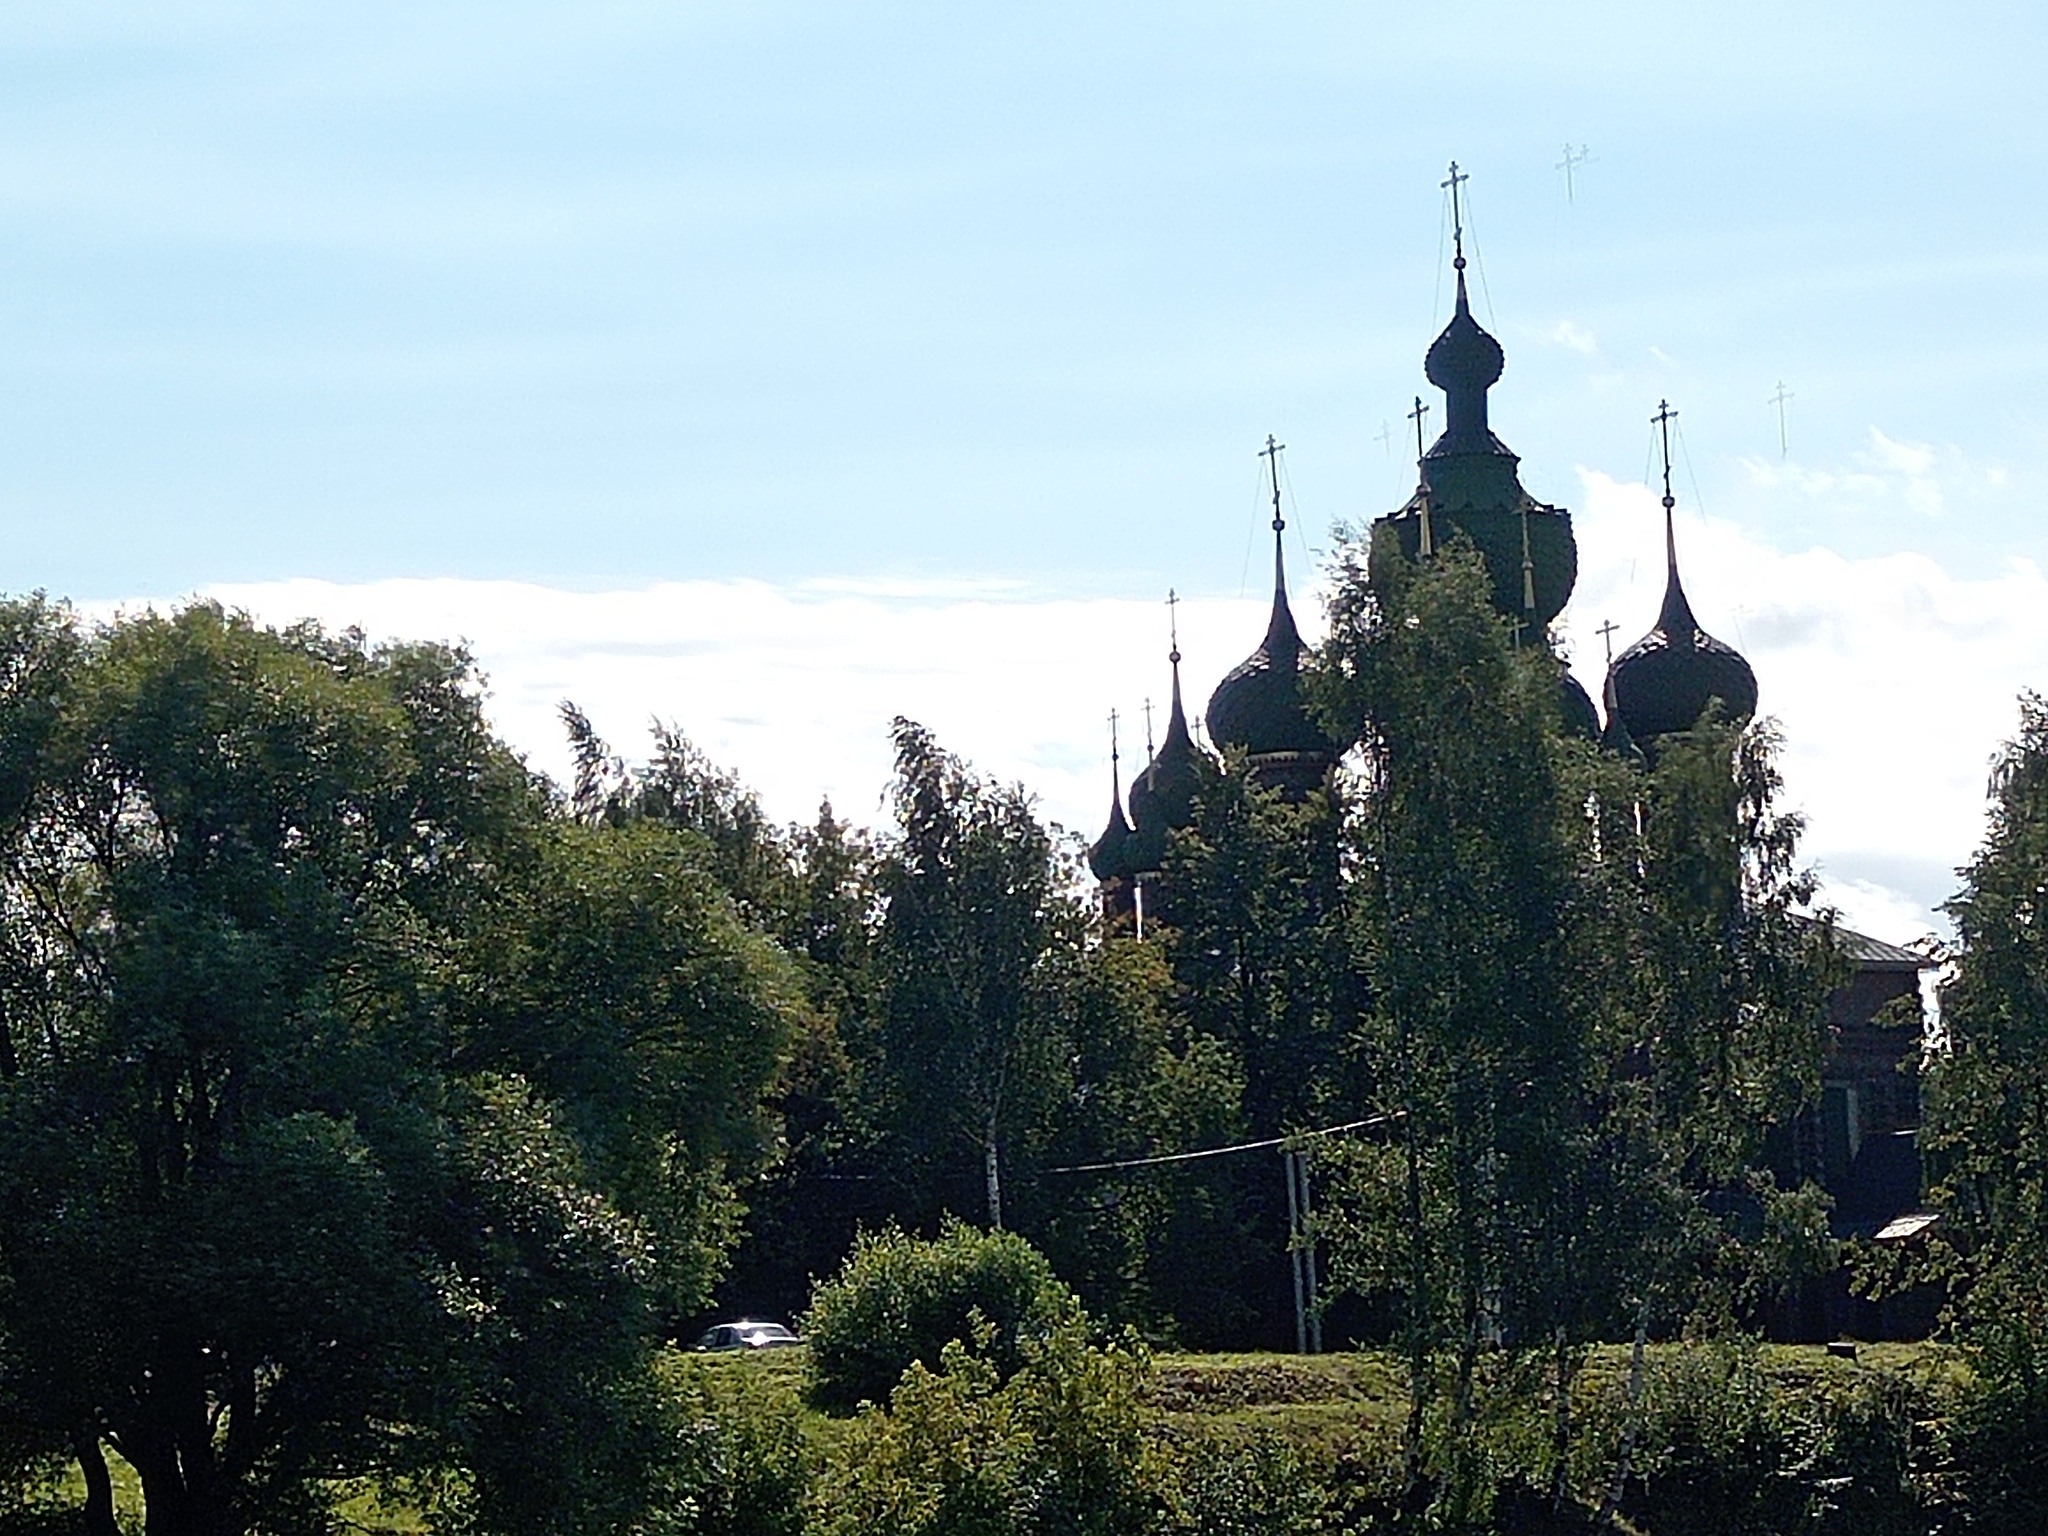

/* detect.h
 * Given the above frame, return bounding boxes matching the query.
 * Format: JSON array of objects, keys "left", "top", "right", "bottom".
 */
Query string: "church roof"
[
  {"left": 1204, "top": 574, "right": 1337, "bottom": 760},
  {"left": 1606, "top": 403, "right": 1757, "bottom": 748}
]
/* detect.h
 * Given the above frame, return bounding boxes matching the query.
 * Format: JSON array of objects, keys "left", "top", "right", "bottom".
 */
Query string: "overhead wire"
[{"left": 1043, "top": 1113, "right": 1398, "bottom": 1176}]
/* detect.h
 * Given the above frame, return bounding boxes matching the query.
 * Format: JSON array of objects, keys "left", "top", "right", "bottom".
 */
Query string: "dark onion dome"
[
  {"left": 1559, "top": 671, "right": 1599, "bottom": 741},
  {"left": 1126, "top": 649, "right": 1208, "bottom": 874},
  {"left": 1206, "top": 528, "right": 1342, "bottom": 768},
  {"left": 1087, "top": 751, "right": 1135, "bottom": 883},
  {"left": 1424, "top": 263, "right": 1508, "bottom": 455},
  {"left": 1606, "top": 508, "right": 1757, "bottom": 746}
]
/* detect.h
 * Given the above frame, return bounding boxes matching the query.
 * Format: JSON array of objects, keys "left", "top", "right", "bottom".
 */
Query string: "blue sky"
[{"left": 9, "top": 2, "right": 2048, "bottom": 939}]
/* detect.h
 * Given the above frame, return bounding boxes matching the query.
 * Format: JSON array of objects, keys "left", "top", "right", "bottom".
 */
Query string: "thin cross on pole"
[
  {"left": 1653, "top": 400, "right": 1679, "bottom": 511},
  {"left": 1442, "top": 161, "right": 1470, "bottom": 267},
  {"left": 1408, "top": 395, "right": 1434, "bottom": 555},
  {"left": 1652, "top": 400, "right": 1680, "bottom": 572},
  {"left": 1376, "top": 419, "right": 1393, "bottom": 458},
  {"left": 1166, "top": 588, "right": 1181, "bottom": 666},
  {"left": 1597, "top": 619, "right": 1619, "bottom": 667},
  {"left": 1143, "top": 698, "right": 1154, "bottom": 759},
  {"left": 1556, "top": 143, "right": 1592, "bottom": 202},
  {"left": 1769, "top": 381, "right": 1794, "bottom": 459},
  {"left": 1260, "top": 435, "right": 1287, "bottom": 531}
]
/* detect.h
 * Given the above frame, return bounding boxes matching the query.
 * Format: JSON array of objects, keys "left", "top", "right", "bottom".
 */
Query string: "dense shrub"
[
  {"left": 804, "top": 1222, "right": 1081, "bottom": 1412},
  {"left": 1944, "top": 1343, "right": 2048, "bottom": 1536},
  {"left": 1612, "top": 1345, "right": 1937, "bottom": 1536},
  {"left": 657, "top": 1355, "right": 808, "bottom": 1536},
  {"left": 809, "top": 1320, "right": 1164, "bottom": 1536},
  {"left": 1160, "top": 1430, "right": 1332, "bottom": 1536}
]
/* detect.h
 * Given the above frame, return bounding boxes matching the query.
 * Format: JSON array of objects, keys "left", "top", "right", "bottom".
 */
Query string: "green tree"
[
  {"left": 0, "top": 604, "right": 792, "bottom": 1536},
  {"left": 1314, "top": 538, "right": 1835, "bottom": 1519},
  {"left": 1915, "top": 692, "right": 2048, "bottom": 1527},
  {"left": 860, "top": 719, "right": 1082, "bottom": 1231},
  {"left": 1317, "top": 538, "right": 1595, "bottom": 1510},
  {"left": 1163, "top": 757, "right": 1355, "bottom": 1138}
]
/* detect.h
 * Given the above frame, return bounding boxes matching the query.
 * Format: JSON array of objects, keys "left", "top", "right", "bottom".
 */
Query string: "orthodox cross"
[
  {"left": 1166, "top": 587, "right": 1181, "bottom": 667},
  {"left": 1108, "top": 707, "right": 1120, "bottom": 768},
  {"left": 1408, "top": 395, "right": 1430, "bottom": 458},
  {"left": 1597, "top": 618, "right": 1620, "bottom": 667},
  {"left": 1143, "top": 698, "right": 1154, "bottom": 759},
  {"left": 1260, "top": 434, "right": 1287, "bottom": 532},
  {"left": 1442, "top": 161, "right": 1470, "bottom": 269},
  {"left": 1556, "top": 143, "right": 1592, "bottom": 202},
  {"left": 1408, "top": 395, "right": 1434, "bottom": 556},
  {"left": 1652, "top": 400, "right": 1679, "bottom": 513},
  {"left": 1376, "top": 419, "right": 1393, "bottom": 458},
  {"left": 1769, "top": 381, "right": 1794, "bottom": 459}
]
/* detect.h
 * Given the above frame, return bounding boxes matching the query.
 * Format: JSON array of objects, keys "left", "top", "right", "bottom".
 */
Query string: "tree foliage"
[
  {"left": 1312, "top": 536, "right": 1837, "bottom": 1517},
  {"left": 0, "top": 603, "right": 794, "bottom": 1536}
]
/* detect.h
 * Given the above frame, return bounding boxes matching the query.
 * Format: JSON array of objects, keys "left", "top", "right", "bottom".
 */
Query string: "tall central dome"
[{"left": 1368, "top": 166, "right": 1597, "bottom": 738}]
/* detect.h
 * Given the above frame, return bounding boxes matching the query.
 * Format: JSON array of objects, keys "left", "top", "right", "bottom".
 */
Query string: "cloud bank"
[{"left": 106, "top": 485, "right": 2041, "bottom": 949}]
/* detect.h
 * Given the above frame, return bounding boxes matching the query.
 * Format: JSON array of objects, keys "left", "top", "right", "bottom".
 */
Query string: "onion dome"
[
  {"left": 1369, "top": 171, "right": 1579, "bottom": 633},
  {"left": 1207, "top": 472, "right": 1342, "bottom": 791},
  {"left": 1606, "top": 460, "right": 1757, "bottom": 748},
  {"left": 1559, "top": 671, "right": 1600, "bottom": 741},
  {"left": 1087, "top": 721, "right": 1136, "bottom": 883},
  {"left": 1126, "top": 628, "right": 1209, "bottom": 874},
  {"left": 1424, "top": 260, "right": 1508, "bottom": 456}
]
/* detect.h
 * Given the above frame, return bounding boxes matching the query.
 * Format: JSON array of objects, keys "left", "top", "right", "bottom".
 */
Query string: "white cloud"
[
  {"left": 99, "top": 488, "right": 2042, "bottom": 953},
  {"left": 163, "top": 576, "right": 1277, "bottom": 848},
  {"left": 1561, "top": 470, "right": 2048, "bottom": 944},
  {"left": 1546, "top": 319, "right": 1598, "bottom": 354}
]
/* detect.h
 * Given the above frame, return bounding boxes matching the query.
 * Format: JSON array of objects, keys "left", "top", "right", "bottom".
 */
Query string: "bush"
[
  {"left": 804, "top": 1221, "right": 1081, "bottom": 1413},
  {"left": 1611, "top": 1344, "right": 1936, "bottom": 1536},
  {"left": 1944, "top": 1327, "right": 2048, "bottom": 1536},
  {"left": 656, "top": 1354, "right": 808, "bottom": 1536},
  {"left": 809, "top": 1322, "right": 1164, "bottom": 1536}
]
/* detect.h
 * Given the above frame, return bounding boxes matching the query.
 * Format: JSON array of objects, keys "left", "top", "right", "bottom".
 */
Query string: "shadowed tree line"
[{"left": 1, "top": 527, "right": 2046, "bottom": 1531}]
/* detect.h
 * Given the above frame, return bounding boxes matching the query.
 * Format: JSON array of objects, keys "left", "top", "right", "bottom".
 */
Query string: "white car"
[{"left": 693, "top": 1319, "right": 801, "bottom": 1352}]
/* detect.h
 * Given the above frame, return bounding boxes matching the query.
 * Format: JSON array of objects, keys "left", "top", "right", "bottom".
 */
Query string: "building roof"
[{"left": 1792, "top": 914, "right": 1931, "bottom": 971}]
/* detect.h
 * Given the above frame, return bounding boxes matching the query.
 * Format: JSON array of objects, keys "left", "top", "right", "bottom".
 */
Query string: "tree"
[
  {"left": 1313, "top": 538, "right": 1836, "bottom": 1519},
  {"left": 1317, "top": 539, "right": 1596, "bottom": 1509},
  {"left": 1919, "top": 694, "right": 2048, "bottom": 1435},
  {"left": 860, "top": 719, "right": 1080, "bottom": 1231},
  {"left": 0, "top": 604, "right": 793, "bottom": 1536}
]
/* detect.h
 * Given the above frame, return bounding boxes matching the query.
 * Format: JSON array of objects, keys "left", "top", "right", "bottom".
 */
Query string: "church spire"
[
  {"left": 1087, "top": 708, "right": 1135, "bottom": 883},
  {"left": 1206, "top": 436, "right": 1342, "bottom": 791},
  {"left": 1605, "top": 400, "right": 1758, "bottom": 752},
  {"left": 1423, "top": 162, "right": 1507, "bottom": 456},
  {"left": 1262, "top": 434, "right": 1290, "bottom": 602}
]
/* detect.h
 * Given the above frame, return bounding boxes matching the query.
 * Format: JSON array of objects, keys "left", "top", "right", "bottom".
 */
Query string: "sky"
[{"left": 10, "top": 2, "right": 2048, "bottom": 944}]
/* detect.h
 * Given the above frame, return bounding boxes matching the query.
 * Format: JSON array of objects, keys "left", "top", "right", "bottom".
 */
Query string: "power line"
[{"left": 1042, "top": 1114, "right": 1396, "bottom": 1175}]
